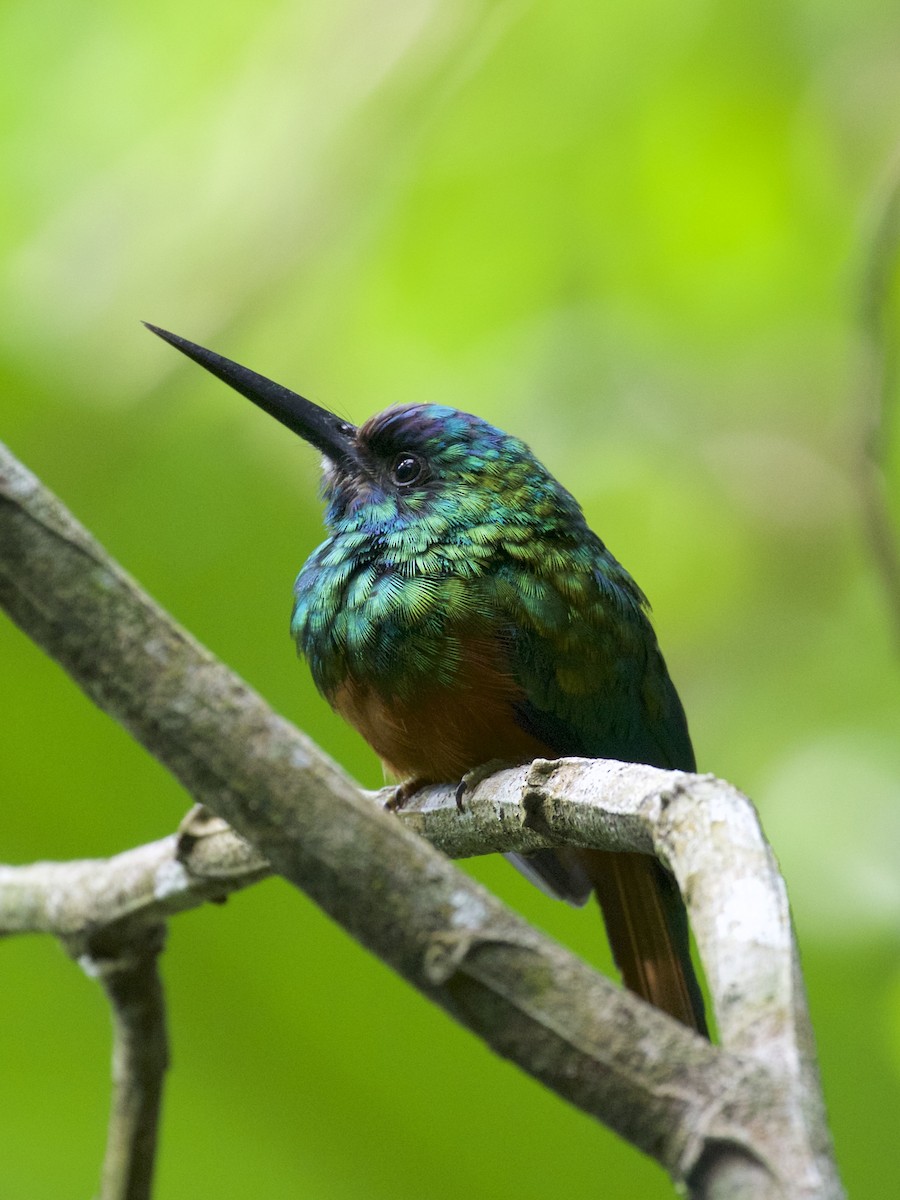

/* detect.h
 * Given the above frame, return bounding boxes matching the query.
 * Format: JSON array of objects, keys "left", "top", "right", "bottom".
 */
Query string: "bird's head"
[{"left": 145, "top": 326, "right": 587, "bottom": 541}]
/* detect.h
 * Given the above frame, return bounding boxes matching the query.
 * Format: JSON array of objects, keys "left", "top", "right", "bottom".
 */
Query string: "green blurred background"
[{"left": 2, "top": 1, "right": 899, "bottom": 1195}]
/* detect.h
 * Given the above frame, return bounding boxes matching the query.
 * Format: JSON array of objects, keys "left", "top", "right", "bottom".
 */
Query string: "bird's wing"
[{"left": 491, "top": 566, "right": 695, "bottom": 772}]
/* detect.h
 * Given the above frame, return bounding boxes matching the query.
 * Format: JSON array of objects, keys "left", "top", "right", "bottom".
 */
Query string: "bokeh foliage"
[{"left": 2, "top": 1, "right": 899, "bottom": 1196}]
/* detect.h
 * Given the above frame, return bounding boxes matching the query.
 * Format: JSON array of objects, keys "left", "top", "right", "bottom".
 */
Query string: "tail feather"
[
  {"left": 505, "top": 848, "right": 592, "bottom": 905},
  {"left": 510, "top": 846, "right": 708, "bottom": 1036},
  {"left": 581, "top": 849, "right": 708, "bottom": 1036}
]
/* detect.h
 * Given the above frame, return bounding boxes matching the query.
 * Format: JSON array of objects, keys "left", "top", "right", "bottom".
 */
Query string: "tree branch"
[
  {"left": 0, "top": 441, "right": 844, "bottom": 1198},
  {"left": 0, "top": 809, "right": 269, "bottom": 942},
  {"left": 80, "top": 923, "right": 168, "bottom": 1200}
]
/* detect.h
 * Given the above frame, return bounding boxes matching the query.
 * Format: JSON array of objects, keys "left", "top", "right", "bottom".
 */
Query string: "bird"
[{"left": 147, "top": 322, "right": 707, "bottom": 1036}]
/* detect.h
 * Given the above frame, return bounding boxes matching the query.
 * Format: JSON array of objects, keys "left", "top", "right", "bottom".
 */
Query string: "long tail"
[
  {"left": 580, "top": 849, "right": 708, "bottom": 1036},
  {"left": 508, "top": 846, "right": 707, "bottom": 1035}
]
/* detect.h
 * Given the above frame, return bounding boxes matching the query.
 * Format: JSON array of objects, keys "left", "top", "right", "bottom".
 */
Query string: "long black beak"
[{"left": 144, "top": 324, "right": 358, "bottom": 463}]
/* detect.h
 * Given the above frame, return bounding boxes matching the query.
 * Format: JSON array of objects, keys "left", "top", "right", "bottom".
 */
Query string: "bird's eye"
[{"left": 390, "top": 453, "right": 427, "bottom": 487}]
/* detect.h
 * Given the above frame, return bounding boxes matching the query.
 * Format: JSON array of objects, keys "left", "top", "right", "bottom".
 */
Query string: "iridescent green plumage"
[
  {"left": 290, "top": 402, "right": 694, "bottom": 776},
  {"left": 147, "top": 326, "right": 706, "bottom": 1036}
]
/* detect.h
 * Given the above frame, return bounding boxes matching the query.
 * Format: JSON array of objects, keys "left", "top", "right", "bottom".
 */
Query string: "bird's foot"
[
  {"left": 384, "top": 778, "right": 427, "bottom": 813},
  {"left": 455, "top": 759, "right": 511, "bottom": 812},
  {"left": 387, "top": 761, "right": 512, "bottom": 816}
]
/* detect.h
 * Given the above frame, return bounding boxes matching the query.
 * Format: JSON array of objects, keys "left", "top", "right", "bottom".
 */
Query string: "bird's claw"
[
  {"left": 385, "top": 778, "right": 425, "bottom": 812},
  {"left": 454, "top": 760, "right": 510, "bottom": 813},
  {"left": 454, "top": 779, "right": 467, "bottom": 812}
]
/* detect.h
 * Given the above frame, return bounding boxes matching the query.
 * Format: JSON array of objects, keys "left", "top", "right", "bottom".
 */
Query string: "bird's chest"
[
  {"left": 291, "top": 537, "right": 497, "bottom": 700},
  {"left": 328, "top": 645, "right": 548, "bottom": 782},
  {"left": 293, "top": 545, "right": 545, "bottom": 781}
]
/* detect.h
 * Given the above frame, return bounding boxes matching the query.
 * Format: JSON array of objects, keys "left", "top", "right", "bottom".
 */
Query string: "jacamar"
[{"left": 147, "top": 324, "right": 707, "bottom": 1036}]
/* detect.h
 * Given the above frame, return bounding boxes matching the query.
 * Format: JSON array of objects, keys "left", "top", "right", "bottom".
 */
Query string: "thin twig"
[
  {"left": 0, "top": 812, "right": 268, "bottom": 940},
  {"left": 78, "top": 924, "right": 168, "bottom": 1200}
]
